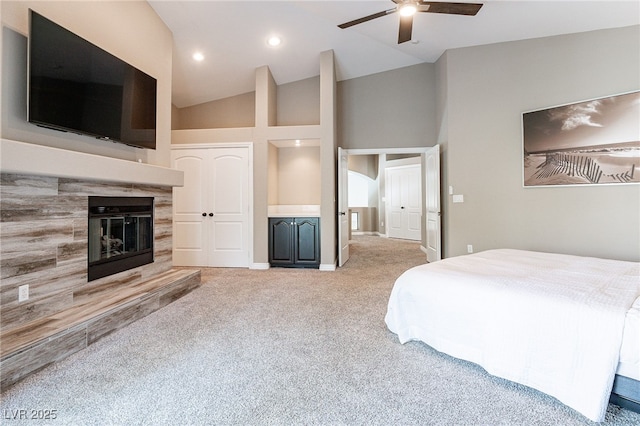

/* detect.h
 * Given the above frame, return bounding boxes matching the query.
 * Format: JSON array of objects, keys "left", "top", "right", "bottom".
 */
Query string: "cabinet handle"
[
  {"left": 202, "top": 213, "right": 207, "bottom": 217},
  {"left": 209, "top": 213, "right": 214, "bottom": 217},
  {"left": 401, "top": 206, "right": 405, "bottom": 209}
]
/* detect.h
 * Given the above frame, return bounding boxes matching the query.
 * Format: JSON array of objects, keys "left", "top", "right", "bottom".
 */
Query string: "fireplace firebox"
[{"left": 88, "top": 196, "right": 154, "bottom": 281}]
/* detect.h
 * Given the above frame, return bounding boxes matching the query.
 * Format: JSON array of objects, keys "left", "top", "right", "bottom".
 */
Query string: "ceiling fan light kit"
[
  {"left": 338, "top": 1, "right": 483, "bottom": 44},
  {"left": 399, "top": 2, "right": 418, "bottom": 17}
]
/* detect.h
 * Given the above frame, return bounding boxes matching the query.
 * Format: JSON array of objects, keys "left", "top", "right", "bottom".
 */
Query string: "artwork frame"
[{"left": 522, "top": 91, "right": 640, "bottom": 187}]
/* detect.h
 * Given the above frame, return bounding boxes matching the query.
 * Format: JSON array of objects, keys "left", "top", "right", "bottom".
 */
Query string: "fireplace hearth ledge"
[
  {"left": 0, "top": 139, "right": 183, "bottom": 187},
  {"left": 0, "top": 268, "right": 201, "bottom": 391}
]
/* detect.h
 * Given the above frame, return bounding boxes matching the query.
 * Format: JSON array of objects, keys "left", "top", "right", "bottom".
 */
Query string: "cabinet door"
[
  {"left": 269, "top": 218, "right": 294, "bottom": 266},
  {"left": 294, "top": 217, "right": 320, "bottom": 267}
]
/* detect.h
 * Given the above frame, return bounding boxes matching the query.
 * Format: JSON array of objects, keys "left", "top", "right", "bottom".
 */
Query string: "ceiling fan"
[{"left": 338, "top": 1, "right": 483, "bottom": 44}]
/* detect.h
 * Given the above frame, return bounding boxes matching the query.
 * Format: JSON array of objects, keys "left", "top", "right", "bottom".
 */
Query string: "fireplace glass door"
[
  {"left": 89, "top": 215, "right": 152, "bottom": 262},
  {"left": 88, "top": 196, "right": 154, "bottom": 281}
]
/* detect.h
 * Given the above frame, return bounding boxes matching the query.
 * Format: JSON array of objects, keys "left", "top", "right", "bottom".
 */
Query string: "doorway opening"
[{"left": 338, "top": 146, "right": 441, "bottom": 267}]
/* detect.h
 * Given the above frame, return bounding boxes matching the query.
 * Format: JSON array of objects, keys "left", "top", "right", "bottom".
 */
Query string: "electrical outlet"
[
  {"left": 467, "top": 245, "right": 473, "bottom": 254},
  {"left": 18, "top": 284, "right": 29, "bottom": 302}
]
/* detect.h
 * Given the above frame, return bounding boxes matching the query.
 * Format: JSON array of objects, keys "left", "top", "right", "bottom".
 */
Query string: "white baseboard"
[
  {"left": 250, "top": 263, "right": 270, "bottom": 270},
  {"left": 351, "top": 231, "right": 379, "bottom": 236},
  {"left": 319, "top": 263, "right": 336, "bottom": 271},
  {"left": 420, "top": 245, "right": 428, "bottom": 254}
]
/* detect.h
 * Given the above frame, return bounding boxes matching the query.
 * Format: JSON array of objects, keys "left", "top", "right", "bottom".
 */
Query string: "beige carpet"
[{"left": 1, "top": 236, "right": 638, "bottom": 425}]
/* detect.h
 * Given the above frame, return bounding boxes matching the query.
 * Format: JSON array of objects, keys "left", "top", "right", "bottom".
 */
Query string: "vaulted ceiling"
[{"left": 148, "top": 1, "right": 640, "bottom": 108}]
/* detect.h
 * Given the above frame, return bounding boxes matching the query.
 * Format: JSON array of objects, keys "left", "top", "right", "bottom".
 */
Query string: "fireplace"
[{"left": 88, "top": 196, "right": 154, "bottom": 281}]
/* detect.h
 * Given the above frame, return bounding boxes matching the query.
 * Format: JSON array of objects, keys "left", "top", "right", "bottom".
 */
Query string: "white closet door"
[
  {"left": 386, "top": 164, "right": 421, "bottom": 241},
  {"left": 171, "top": 150, "right": 208, "bottom": 266},
  {"left": 171, "top": 146, "right": 249, "bottom": 267},
  {"left": 209, "top": 148, "right": 249, "bottom": 267}
]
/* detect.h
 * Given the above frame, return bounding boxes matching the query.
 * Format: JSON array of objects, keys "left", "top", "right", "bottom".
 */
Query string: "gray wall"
[
  {"left": 277, "top": 76, "right": 320, "bottom": 126},
  {"left": 175, "top": 92, "right": 255, "bottom": 129},
  {"left": 439, "top": 25, "right": 640, "bottom": 261},
  {"left": 338, "top": 63, "right": 437, "bottom": 150},
  {"left": 173, "top": 76, "right": 320, "bottom": 129}
]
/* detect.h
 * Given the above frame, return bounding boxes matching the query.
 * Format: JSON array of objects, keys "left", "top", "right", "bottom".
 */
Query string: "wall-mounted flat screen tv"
[{"left": 28, "top": 10, "right": 157, "bottom": 150}]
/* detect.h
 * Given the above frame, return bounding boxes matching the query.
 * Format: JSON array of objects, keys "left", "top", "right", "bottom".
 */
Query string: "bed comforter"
[{"left": 385, "top": 249, "right": 640, "bottom": 422}]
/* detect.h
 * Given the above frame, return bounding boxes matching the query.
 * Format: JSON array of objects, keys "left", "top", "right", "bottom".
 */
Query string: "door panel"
[
  {"left": 386, "top": 169, "right": 404, "bottom": 239},
  {"left": 406, "top": 166, "right": 422, "bottom": 240},
  {"left": 213, "top": 222, "right": 244, "bottom": 250},
  {"left": 269, "top": 218, "right": 293, "bottom": 265},
  {"left": 171, "top": 151, "right": 207, "bottom": 266},
  {"left": 386, "top": 164, "right": 421, "bottom": 241},
  {"left": 174, "top": 223, "right": 202, "bottom": 249},
  {"left": 295, "top": 218, "right": 320, "bottom": 264},
  {"left": 212, "top": 153, "right": 246, "bottom": 214},
  {"left": 210, "top": 149, "right": 249, "bottom": 267},
  {"left": 425, "top": 145, "right": 441, "bottom": 262},
  {"left": 337, "top": 148, "right": 350, "bottom": 266}
]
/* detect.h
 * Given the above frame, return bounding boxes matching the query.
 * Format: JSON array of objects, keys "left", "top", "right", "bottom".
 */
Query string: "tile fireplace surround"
[{"left": 0, "top": 139, "right": 200, "bottom": 390}]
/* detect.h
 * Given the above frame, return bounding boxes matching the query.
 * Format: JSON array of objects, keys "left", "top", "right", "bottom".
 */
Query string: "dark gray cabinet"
[{"left": 269, "top": 217, "right": 320, "bottom": 268}]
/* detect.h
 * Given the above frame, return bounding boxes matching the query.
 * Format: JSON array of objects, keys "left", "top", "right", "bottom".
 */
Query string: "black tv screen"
[{"left": 28, "top": 10, "right": 157, "bottom": 149}]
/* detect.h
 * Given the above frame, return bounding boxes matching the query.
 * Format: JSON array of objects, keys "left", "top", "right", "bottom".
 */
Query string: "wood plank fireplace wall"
[{"left": 0, "top": 174, "right": 174, "bottom": 331}]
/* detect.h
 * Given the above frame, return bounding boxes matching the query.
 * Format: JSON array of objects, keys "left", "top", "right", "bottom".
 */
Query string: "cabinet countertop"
[{"left": 268, "top": 205, "right": 320, "bottom": 218}]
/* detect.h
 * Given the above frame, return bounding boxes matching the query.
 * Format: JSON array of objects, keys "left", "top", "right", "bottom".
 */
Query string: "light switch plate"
[{"left": 453, "top": 194, "right": 464, "bottom": 203}]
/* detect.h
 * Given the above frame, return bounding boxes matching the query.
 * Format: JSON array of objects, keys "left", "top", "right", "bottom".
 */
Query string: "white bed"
[{"left": 385, "top": 249, "right": 640, "bottom": 422}]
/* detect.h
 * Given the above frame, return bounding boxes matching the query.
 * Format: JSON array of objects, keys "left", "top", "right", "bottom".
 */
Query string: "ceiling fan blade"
[
  {"left": 398, "top": 14, "right": 413, "bottom": 44},
  {"left": 418, "top": 2, "right": 483, "bottom": 16},
  {"left": 338, "top": 9, "right": 396, "bottom": 29}
]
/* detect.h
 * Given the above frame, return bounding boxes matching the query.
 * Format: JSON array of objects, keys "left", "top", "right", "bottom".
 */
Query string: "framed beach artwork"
[{"left": 522, "top": 91, "right": 640, "bottom": 187}]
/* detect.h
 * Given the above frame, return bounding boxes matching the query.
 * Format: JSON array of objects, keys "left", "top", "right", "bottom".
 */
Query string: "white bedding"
[
  {"left": 618, "top": 296, "right": 640, "bottom": 380},
  {"left": 385, "top": 249, "right": 640, "bottom": 422}
]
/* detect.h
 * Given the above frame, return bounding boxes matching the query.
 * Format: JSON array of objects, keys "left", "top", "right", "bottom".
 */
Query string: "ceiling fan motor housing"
[{"left": 338, "top": 1, "right": 483, "bottom": 44}]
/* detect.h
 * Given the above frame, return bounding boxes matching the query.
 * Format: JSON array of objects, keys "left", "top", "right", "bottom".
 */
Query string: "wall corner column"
[{"left": 319, "top": 50, "right": 337, "bottom": 268}]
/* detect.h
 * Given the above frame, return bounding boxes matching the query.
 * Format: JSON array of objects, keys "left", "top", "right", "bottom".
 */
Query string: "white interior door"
[
  {"left": 425, "top": 145, "right": 441, "bottom": 262},
  {"left": 386, "top": 164, "right": 421, "bottom": 241},
  {"left": 209, "top": 148, "right": 249, "bottom": 267},
  {"left": 338, "top": 148, "right": 350, "bottom": 266},
  {"left": 171, "top": 149, "right": 208, "bottom": 266}
]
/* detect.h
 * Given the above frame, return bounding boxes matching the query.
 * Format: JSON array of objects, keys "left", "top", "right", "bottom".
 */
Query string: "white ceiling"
[{"left": 148, "top": 1, "right": 640, "bottom": 108}]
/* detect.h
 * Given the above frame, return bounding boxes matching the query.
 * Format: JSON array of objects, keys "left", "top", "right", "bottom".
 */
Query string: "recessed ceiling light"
[
  {"left": 267, "top": 36, "right": 281, "bottom": 47},
  {"left": 192, "top": 52, "right": 205, "bottom": 62}
]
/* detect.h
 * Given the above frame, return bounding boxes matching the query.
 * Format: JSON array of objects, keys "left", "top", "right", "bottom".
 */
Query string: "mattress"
[
  {"left": 385, "top": 249, "right": 640, "bottom": 422},
  {"left": 618, "top": 296, "right": 640, "bottom": 380}
]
